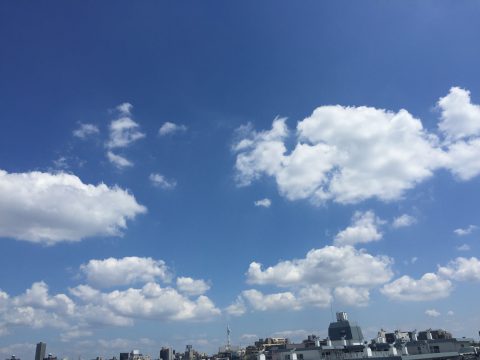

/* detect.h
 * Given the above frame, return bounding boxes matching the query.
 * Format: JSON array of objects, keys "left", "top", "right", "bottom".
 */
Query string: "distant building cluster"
[{"left": 13, "top": 314, "right": 480, "bottom": 360}]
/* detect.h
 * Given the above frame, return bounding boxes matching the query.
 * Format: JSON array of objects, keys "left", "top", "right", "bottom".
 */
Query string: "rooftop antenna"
[{"left": 227, "top": 324, "right": 231, "bottom": 351}]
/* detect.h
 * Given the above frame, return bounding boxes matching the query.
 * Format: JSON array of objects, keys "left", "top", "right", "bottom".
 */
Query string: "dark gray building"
[
  {"left": 160, "top": 347, "right": 173, "bottom": 360},
  {"left": 328, "top": 312, "right": 364, "bottom": 343},
  {"left": 35, "top": 342, "right": 46, "bottom": 360}
]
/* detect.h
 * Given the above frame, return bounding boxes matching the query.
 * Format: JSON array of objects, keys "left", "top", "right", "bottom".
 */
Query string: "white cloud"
[
  {"left": 234, "top": 118, "right": 288, "bottom": 187},
  {"left": 233, "top": 87, "right": 480, "bottom": 205},
  {"left": 238, "top": 285, "right": 332, "bottom": 313},
  {"left": 107, "top": 151, "right": 133, "bottom": 169},
  {"left": 116, "top": 102, "right": 133, "bottom": 116},
  {"left": 334, "top": 287, "right": 370, "bottom": 307},
  {"left": 392, "top": 214, "right": 417, "bottom": 228},
  {"left": 247, "top": 245, "right": 393, "bottom": 288},
  {"left": 225, "top": 297, "right": 247, "bottom": 317},
  {"left": 447, "top": 310, "right": 454, "bottom": 316},
  {"left": 381, "top": 273, "right": 452, "bottom": 301},
  {"left": 457, "top": 244, "right": 471, "bottom": 251},
  {"left": 0, "top": 170, "right": 146, "bottom": 244},
  {"left": 334, "top": 210, "right": 383, "bottom": 246},
  {"left": 176, "top": 277, "right": 210, "bottom": 296},
  {"left": 445, "top": 138, "right": 480, "bottom": 180},
  {"left": 438, "top": 87, "right": 480, "bottom": 140},
  {"left": 73, "top": 123, "right": 100, "bottom": 139},
  {"left": 438, "top": 257, "right": 480, "bottom": 281},
  {"left": 425, "top": 309, "right": 441, "bottom": 317},
  {"left": 0, "top": 282, "right": 73, "bottom": 332},
  {"left": 107, "top": 104, "right": 145, "bottom": 149},
  {"left": 80, "top": 257, "right": 171, "bottom": 288},
  {"left": 234, "top": 107, "right": 444, "bottom": 204},
  {"left": 149, "top": 173, "right": 177, "bottom": 190},
  {"left": 254, "top": 198, "right": 271, "bottom": 208},
  {"left": 296, "top": 285, "right": 332, "bottom": 308},
  {"left": 158, "top": 122, "right": 187, "bottom": 136},
  {"left": 241, "top": 289, "right": 301, "bottom": 311},
  {"left": 70, "top": 282, "right": 221, "bottom": 322},
  {"left": 454, "top": 225, "right": 477, "bottom": 236}
]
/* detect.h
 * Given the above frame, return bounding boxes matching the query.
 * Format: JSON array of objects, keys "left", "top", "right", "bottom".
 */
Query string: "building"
[
  {"left": 270, "top": 312, "right": 475, "bottom": 360},
  {"left": 35, "top": 343, "right": 46, "bottom": 360},
  {"left": 120, "top": 354, "right": 129, "bottom": 360},
  {"left": 160, "top": 347, "right": 173, "bottom": 360},
  {"left": 327, "top": 312, "right": 364, "bottom": 345}
]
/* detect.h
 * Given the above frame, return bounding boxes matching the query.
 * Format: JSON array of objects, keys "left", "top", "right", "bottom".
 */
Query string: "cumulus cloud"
[
  {"left": 73, "top": 123, "right": 100, "bottom": 139},
  {"left": 158, "top": 122, "right": 187, "bottom": 136},
  {"left": 149, "top": 173, "right": 177, "bottom": 190},
  {"left": 241, "top": 289, "right": 300, "bottom": 311},
  {"left": 438, "top": 87, "right": 480, "bottom": 141},
  {"left": 229, "top": 245, "right": 392, "bottom": 313},
  {"left": 247, "top": 245, "right": 393, "bottom": 288},
  {"left": 234, "top": 107, "right": 444, "bottom": 204},
  {"left": 0, "top": 276, "right": 221, "bottom": 338},
  {"left": 80, "top": 257, "right": 171, "bottom": 288},
  {"left": 107, "top": 104, "right": 145, "bottom": 149},
  {"left": 237, "top": 285, "right": 332, "bottom": 312},
  {"left": 425, "top": 309, "right": 441, "bottom": 317},
  {"left": 381, "top": 273, "right": 452, "bottom": 301},
  {"left": 70, "top": 282, "right": 221, "bottom": 322},
  {"left": 0, "top": 282, "right": 73, "bottom": 332},
  {"left": 176, "top": 277, "right": 210, "bottom": 296},
  {"left": 333, "top": 287, "right": 370, "bottom": 307},
  {"left": 454, "top": 225, "right": 477, "bottom": 236},
  {"left": 0, "top": 170, "right": 146, "bottom": 244},
  {"left": 438, "top": 257, "right": 480, "bottom": 281},
  {"left": 233, "top": 87, "right": 480, "bottom": 205},
  {"left": 392, "top": 214, "right": 417, "bottom": 228},
  {"left": 334, "top": 210, "right": 383, "bottom": 246},
  {"left": 107, "top": 151, "right": 133, "bottom": 169},
  {"left": 254, "top": 198, "right": 271, "bottom": 208}
]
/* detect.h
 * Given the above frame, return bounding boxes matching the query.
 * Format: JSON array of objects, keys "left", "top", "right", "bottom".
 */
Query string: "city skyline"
[{"left": 2, "top": 1, "right": 480, "bottom": 359}]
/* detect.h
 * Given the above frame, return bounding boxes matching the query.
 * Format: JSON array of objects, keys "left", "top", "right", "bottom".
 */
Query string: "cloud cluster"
[
  {"left": 227, "top": 245, "right": 393, "bottom": 314},
  {"left": 0, "top": 257, "right": 219, "bottom": 337},
  {"left": 246, "top": 245, "right": 393, "bottom": 288},
  {"left": 233, "top": 87, "right": 480, "bottom": 204},
  {"left": 382, "top": 256, "right": 480, "bottom": 301},
  {"left": 0, "top": 170, "right": 146, "bottom": 244}
]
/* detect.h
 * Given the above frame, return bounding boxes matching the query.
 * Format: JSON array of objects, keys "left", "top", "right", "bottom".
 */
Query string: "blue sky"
[{"left": 2, "top": 1, "right": 480, "bottom": 358}]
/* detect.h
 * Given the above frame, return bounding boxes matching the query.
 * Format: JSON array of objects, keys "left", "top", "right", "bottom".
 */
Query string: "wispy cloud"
[
  {"left": 149, "top": 173, "right": 177, "bottom": 190},
  {"left": 73, "top": 123, "right": 100, "bottom": 139},
  {"left": 454, "top": 225, "right": 477, "bottom": 236},
  {"left": 159, "top": 122, "right": 187, "bottom": 136},
  {"left": 254, "top": 198, "right": 271, "bottom": 208}
]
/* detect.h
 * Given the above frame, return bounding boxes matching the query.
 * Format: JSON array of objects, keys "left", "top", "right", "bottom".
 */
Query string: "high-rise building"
[
  {"left": 35, "top": 342, "right": 46, "bottom": 360},
  {"left": 120, "top": 353, "right": 129, "bottom": 360},
  {"left": 160, "top": 347, "right": 173, "bottom": 360}
]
